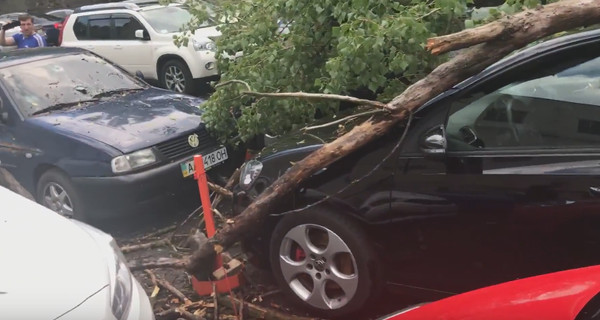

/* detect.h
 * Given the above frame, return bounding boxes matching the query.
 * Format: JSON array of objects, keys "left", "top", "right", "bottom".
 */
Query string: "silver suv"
[{"left": 61, "top": 2, "right": 220, "bottom": 93}]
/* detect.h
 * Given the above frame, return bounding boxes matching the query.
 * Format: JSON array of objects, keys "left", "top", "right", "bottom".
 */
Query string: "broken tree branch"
[
  {"left": 301, "top": 109, "right": 385, "bottom": 132},
  {"left": 156, "top": 307, "right": 202, "bottom": 320},
  {"left": 145, "top": 270, "right": 193, "bottom": 305},
  {"left": 141, "top": 225, "right": 177, "bottom": 240},
  {"left": 129, "top": 257, "right": 188, "bottom": 271},
  {"left": 426, "top": 0, "right": 600, "bottom": 55},
  {"left": 242, "top": 91, "right": 389, "bottom": 110},
  {"left": 207, "top": 181, "right": 233, "bottom": 199},
  {"left": 121, "top": 239, "right": 171, "bottom": 253}
]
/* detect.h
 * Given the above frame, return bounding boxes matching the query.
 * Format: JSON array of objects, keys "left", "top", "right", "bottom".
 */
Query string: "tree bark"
[
  {"left": 427, "top": 0, "right": 600, "bottom": 55},
  {"left": 183, "top": 0, "right": 600, "bottom": 277}
]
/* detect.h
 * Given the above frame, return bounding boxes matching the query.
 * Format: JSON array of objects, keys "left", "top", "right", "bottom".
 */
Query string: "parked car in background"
[
  {"left": 380, "top": 265, "right": 600, "bottom": 320},
  {"left": 234, "top": 27, "right": 600, "bottom": 317},
  {"left": 0, "top": 12, "right": 63, "bottom": 46},
  {"left": 60, "top": 2, "right": 221, "bottom": 94},
  {"left": 0, "top": 47, "right": 243, "bottom": 222},
  {"left": 0, "top": 186, "right": 155, "bottom": 320},
  {"left": 46, "top": 8, "right": 74, "bottom": 19}
]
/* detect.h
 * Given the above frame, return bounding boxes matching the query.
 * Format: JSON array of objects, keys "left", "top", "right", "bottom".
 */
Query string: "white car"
[
  {"left": 61, "top": 2, "right": 220, "bottom": 94},
  {"left": 0, "top": 186, "right": 155, "bottom": 320}
]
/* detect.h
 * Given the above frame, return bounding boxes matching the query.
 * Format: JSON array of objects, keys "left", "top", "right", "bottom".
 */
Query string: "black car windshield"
[
  {"left": 0, "top": 53, "right": 145, "bottom": 117},
  {"left": 139, "top": 5, "right": 215, "bottom": 33}
]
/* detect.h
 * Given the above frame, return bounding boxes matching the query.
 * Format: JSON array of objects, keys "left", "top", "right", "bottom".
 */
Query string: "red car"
[{"left": 383, "top": 265, "right": 600, "bottom": 320}]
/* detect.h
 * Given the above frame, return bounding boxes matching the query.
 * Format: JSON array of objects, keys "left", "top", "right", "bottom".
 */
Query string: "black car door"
[{"left": 389, "top": 39, "right": 600, "bottom": 295}]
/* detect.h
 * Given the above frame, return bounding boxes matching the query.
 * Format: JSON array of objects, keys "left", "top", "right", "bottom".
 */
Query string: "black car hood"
[{"left": 29, "top": 90, "right": 206, "bottom": 154}]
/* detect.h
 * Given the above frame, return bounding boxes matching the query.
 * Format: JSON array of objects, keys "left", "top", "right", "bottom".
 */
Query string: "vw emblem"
[{"left": 188, "top": 134, "right": 200, "bottom": 148}]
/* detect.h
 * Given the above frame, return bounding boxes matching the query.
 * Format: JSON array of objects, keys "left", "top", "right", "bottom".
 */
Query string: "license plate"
[{"left": 180, "top": 147, "right": 228, "bottom": 178}]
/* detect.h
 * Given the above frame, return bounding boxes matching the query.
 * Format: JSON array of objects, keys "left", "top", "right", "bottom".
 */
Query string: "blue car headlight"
[{"left": 111, "top": 148, "right": 157, "bottom": 173}]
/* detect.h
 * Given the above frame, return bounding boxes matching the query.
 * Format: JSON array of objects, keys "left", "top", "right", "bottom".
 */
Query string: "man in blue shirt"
[{"left": 0, "top": 14, "right": 47, "bottom": 49}]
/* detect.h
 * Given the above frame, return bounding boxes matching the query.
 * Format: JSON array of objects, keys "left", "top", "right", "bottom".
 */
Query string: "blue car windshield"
[{"left": 0, "top": 53, "right": 144, "bottom": 117}]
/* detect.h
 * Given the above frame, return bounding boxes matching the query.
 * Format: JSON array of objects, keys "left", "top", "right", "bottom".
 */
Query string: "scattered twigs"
[
  {"left": 208, "top": 181, "right": 233, "bottom": 199},
  {"left": 242, "top": 91, "right": 389, "bottom": 110},
  {"left": 141, "top": 225, "right": 177, "bottom": 240},
  {"left": 121, "top": 238, "right": 171, "bottom": 253},
  {"left": 145, "top": 270, "right": 193, "bottom": 305},
  {"left": 129, "top": 257, "right": 188, "bottom": 271},
  {"left": 217, "top": 295, "right": 319, "bottom": 320},
  {"left": 212, "top": 168, "right": 240, "bottom": 210},
  {"left": 156, "top": 307, "right": 203, "bottom": 320}
]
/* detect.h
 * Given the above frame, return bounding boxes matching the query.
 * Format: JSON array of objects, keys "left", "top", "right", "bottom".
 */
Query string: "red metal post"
[{"left": 194, "top": 155, "right": 216, "bottom": 237}]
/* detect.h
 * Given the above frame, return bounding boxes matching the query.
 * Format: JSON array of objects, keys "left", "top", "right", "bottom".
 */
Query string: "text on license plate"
[{"left": 180, "top": 147, "right": 228, "bottom": 178}]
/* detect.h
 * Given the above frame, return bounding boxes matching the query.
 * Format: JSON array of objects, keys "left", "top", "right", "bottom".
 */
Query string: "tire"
[
  {"left": 37, "top": 169, "right": 86, "bottom": 221},
  {"left": 269, "top": 206, "right": 382, "bottom": 318},
  {"left": 159, "top": 59, "right": 196, "bottom": 94}
]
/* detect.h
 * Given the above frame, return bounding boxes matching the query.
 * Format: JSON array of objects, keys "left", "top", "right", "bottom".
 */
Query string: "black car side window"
[
  {"left": 112, "top": 14, "right": 146, "bottom": 40},
  {"left": 446, "top": 51, "right": 600, "bottom": 152}
]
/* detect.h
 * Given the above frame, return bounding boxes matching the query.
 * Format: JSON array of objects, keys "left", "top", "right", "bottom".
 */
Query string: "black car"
[
  {"left": 0, "top": 47, "right": 242, "bottom": 221},
  {"left": 236, "top": 28, "right": 600, "bottom": 318}
]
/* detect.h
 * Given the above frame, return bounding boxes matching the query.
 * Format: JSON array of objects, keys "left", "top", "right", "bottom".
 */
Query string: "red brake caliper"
[{"left": 294, "top": 246, "right": 306, "bottom": 261}]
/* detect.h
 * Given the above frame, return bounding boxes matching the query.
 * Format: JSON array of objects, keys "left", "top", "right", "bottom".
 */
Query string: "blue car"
[{"left": 0, "top": 47, "right": 242, "bottom": 221}]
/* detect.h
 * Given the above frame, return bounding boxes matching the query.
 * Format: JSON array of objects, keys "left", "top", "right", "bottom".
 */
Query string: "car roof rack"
[
  {"left": 121, "top": 0, "right": 161, "bottom": 7},
  {"left": 73, "top": 3, "right": 140, "bottom": 13}
]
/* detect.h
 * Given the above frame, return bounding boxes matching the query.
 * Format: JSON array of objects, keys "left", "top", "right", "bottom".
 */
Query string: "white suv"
[{"left": 61, "top": 2, "right": 220, "bottom": 94}]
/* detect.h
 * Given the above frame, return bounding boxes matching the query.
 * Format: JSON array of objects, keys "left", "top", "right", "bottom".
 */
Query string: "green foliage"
[{"left": 178, "top": 0, "right": 550, "bottom": 145}]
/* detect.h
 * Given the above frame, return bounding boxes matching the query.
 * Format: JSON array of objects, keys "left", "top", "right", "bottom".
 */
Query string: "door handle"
[
  {"left": 84, "top": 46, "right": 94, "bottom": 50},
  {"left": 114, "top": 45, "right": 123, "bottom": 50},
  {"left": 589, "top": 186, "right": 600, "bottom": 196}
]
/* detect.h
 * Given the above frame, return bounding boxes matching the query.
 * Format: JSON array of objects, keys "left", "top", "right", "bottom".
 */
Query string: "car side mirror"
[
  {"left": 420, "top": 125, "right": 446, "bottom": 155},
  {"left": 135, "top": 29, "right": 150, "bottom": 41},
  {"left": 135, "top": 70, "right": 145, "bottom": 80}
]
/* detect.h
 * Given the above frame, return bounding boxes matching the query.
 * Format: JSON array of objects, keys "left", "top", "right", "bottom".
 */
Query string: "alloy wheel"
[
  {"left": 278, "top": 224, "right": 359, "bottom": 310},
  {"left": 42, "top": 182, "right": 74, "bottom": 218},
  {"left": 164, "top": 65, "right": 186, "bottom": 93}
]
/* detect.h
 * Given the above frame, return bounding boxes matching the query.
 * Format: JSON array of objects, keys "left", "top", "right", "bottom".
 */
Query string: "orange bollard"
[
  {"left": 194, "top": 155, "right": 217, "bottom": 239},
  {"left": 191, "top": 154, "right": 242, "bottom": 295}
]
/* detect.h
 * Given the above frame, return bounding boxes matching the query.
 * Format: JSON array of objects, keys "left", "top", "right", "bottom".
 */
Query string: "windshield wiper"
[
  {"left": 31, "top": 99, "right": 100, "bottom": 116},
  {"left": 92, "top": 88, "right": 145, "bottom": 99}
]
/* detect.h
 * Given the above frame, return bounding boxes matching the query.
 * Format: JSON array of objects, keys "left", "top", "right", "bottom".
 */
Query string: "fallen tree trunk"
[{"left": 184, "top": 0, "right": 600, "bottom": 276}]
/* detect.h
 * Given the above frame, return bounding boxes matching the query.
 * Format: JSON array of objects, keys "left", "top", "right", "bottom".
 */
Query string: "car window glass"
[
  {"left": 88, "top": 15, "right": 111, "bottom": 40},
  {"left": 113, "top": 14, "right": 145, "bottom": 40},
  {"left": 139, "top": 5, "right": 214, "bottom": 34},
  {"left": 0, "top": 53, "right": 144, "bottom": 117},
  {"left": 73, "top": 16, "right": 89, "bottom": 39},
  {"left": 446, "top": 54, "right": 600, "bottom": 151}
]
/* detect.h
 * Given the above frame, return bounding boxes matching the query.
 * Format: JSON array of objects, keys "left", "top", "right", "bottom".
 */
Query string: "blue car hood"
[{"left": 28, "top": 91, "right": 206, "bottom": 153}]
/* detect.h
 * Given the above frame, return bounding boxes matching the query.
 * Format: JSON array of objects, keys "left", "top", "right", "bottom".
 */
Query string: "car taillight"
[
  {"left": 58, "top": 15, "right": 69, "bottom": 46},
  {"left": 54, "top": 23, "right": 62, "bottom": 30}
]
